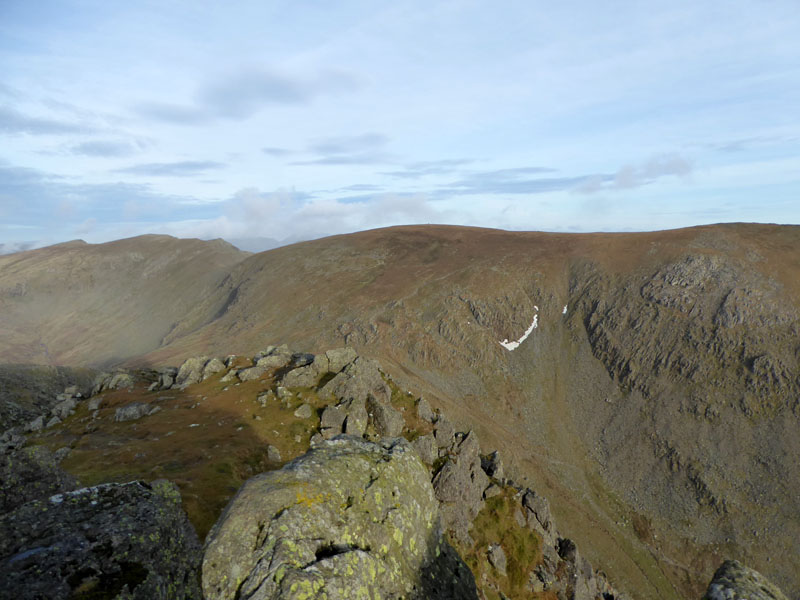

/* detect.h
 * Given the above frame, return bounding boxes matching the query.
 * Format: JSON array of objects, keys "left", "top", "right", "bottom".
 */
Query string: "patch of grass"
[
  {"left": 27, "top": 372, "right": 335, "bottom": 541},
  {"left": 455, "top": 489, "right": 543, "bottom": 599},
  {"left": 387, "top": 381, "right": 433, "bottom": 440}
]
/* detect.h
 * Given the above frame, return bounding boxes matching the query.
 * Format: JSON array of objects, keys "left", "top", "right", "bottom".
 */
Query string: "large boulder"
[
  {"left": 702, "top": 560, "right": 788, "bottom": 600},
  {"left": 319, "top": 357, "right": 391, "bottom": 406},
  {"left": 202, "top": 436, "right": 477, "bottom": 600},
  {"left": 175, "top": 356, "right": 210, "bottom": 388},
  {"left": 0, "top": 480, "right": 202, "bottom": 599},
  {"left": 0, "top": 445, "right": 79, "bottom": 514}
]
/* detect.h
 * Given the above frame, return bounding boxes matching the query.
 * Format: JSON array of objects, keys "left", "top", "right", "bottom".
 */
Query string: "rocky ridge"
[{"left": 1, "top": 345, "right": 633, "bottom": 599}]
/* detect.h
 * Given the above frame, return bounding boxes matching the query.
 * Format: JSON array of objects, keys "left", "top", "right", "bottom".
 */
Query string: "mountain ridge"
[{"left": 1, "top": 223, "right": 798, "bottom": 598}]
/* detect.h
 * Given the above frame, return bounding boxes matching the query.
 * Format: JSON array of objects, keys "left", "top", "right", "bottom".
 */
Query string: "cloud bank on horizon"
[{"left": 1, "top": 0, "right": 798, "bottom": 253}]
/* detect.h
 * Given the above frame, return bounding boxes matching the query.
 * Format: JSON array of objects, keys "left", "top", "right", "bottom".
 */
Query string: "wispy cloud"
[
  {"left": 0, "top": 106, "right": 91, "bottom": 136},
  {"left": 382, "top": 158, "right": 475, "bottom": 179},
  {"left": 262, "top": 146, "right": 292, "bottom": 157},
  {"left": 135, "top": 102, "right": 208, "bottom": 125},
  {"left": 69, "top": 140, "right": 139, "bottom": 157},
  {"left": 291, "top": 132, "right": 392, "bottom": 166},
  {"left": 442, "top": 164, "right": 590, "bottom": 195},
  {"left": 114, "top": 160, "right": 226, "bottom": 176},
  {"left": 577, "top": 154, "right": 692, "bottom": 193},
  {"left": 136, "top": 67, "right": 360, "bottom": 124}
]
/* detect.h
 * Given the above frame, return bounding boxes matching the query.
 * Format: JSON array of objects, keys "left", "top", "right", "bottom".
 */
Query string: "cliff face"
[{"left": 1, "top": 224, "right": 799, "bottom": 598}]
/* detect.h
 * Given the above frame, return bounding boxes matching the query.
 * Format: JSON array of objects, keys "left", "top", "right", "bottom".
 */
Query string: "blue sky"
[{"left": 1, "top": 0, "right": 799, "bottom": 252}]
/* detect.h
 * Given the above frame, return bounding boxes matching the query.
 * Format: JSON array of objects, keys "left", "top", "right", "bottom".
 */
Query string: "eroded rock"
[
  {"left": 202, "top": 436, "right": 477, "bottom": 600},
  {"left": 703, "top": 560, "right": 788, "bottom": 600},
  {"left": 0, "top": 480, "right": 202, "bottom": 599}
]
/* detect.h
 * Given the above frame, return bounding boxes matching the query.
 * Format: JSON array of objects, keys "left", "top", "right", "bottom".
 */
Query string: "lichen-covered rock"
[
  {"left": 319, "top": 405, "right": 347, "bottom": 439},
  {"left": 203, "top": 357, "right": 226, "bottom": 379},
  {"left": 0, "top": 445, "right": 79, "bottom": 514},
  {"left": 0, "top": 480, "right": 202, "bottom": 599},
  {"left": 175, "top": 356, "right": 209, "bottom": 388},
  {"left": 324, "top": 347, "right": 357, "bottom": 373},
  {"left": 319, "top": 357, "right": 391, "bottom": 406},
  {"left": 702, "top": 560, "right": 788, "bottom": 600},
  {"left": 202, "top": 436, "right": 478, "bottom": 600}
]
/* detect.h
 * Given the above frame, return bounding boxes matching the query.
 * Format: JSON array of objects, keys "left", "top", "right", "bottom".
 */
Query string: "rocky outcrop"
[
  {"left": 0, "top": 443, "right": 79, "bottom": 514},
  {"left": 202, "top": 436, "right": 477, "bottom": 600},
  {"left": 0, "top": 364, "right": 97, "bottom": 430},
  {"left": 433, "top": 430, "right": 489, "bottom": 545},
  {"left": 0, "top": 479, "right": 202, "bottom": 599},
  {"left": 115, "top": 401, "right": 161, "bottom": 422},
  {"left": 702, "top": 560, "right": 788, "bottom": 600},
  {"left": 93, "top": 370, "right": 136, "bottom": 394}
]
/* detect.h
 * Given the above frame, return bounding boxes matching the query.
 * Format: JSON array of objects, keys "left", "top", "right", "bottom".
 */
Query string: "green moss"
[{"left": 455, "top": 489, "right": 541, "bottom": 599}]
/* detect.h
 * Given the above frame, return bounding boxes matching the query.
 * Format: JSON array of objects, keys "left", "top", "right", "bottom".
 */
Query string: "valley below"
[{"left": 1, "top": 223, "right": 798, "bottom": 599}]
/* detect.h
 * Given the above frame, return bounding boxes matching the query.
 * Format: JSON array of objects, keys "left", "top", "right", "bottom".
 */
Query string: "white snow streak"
[
  {"left": 562, "top": 305, "right": 568, "bottom": 314},
  {"left": 499, "top": 308, "right": 539, "bottom": 351}
]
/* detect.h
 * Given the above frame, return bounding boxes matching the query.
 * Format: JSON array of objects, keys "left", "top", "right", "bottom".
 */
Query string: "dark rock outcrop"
[
  {"left": 0, "top": 479, "right": 202, "bottom": 599},
  {"left": 0, "top": 444, "right": 79, "bottom": 514}
]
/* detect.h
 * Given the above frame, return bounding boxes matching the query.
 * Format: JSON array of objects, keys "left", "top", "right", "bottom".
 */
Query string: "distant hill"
[{"left": 1, "top": 223, "right": 798, "bottom": 598}]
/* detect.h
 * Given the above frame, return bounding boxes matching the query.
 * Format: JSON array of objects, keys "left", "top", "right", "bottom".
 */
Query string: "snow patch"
[
  {"left": 499, "top": 309, "right": 539, "bottom": 351},
  {"left": 562, "top": 305, "right": 568, "bottom": 315}
]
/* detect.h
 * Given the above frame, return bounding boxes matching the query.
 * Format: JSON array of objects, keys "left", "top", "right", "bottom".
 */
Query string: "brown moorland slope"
[
  {"left": 0, "top": 235, "right": 247, "bottom": 367},
  {"left": 1, "top": 223, "right": 799, "bottom": 599}
]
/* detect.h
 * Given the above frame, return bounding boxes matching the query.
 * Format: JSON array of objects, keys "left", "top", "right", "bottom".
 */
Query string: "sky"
[{"left": 1, "top": 0, "right": 799, "bottom": 253}]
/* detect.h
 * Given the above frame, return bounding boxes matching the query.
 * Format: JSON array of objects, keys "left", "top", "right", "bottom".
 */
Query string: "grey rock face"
[
  {"left": 114, "top": 402, "right": 158, "bottom": 422},
  {"left": 175, "top": 356, "right": 209, "bottom": 388},
  {"left": 0, "top": 364, "right": 97, "bottom": 430},
  {"left": 434, "top": 415, "right": 456, "bottom": 449},
  {"left": 481, "top": 450, "right": 504, "bottom": 480},
  {"left": 266, "top": 445, "right": 281, "bottom": 463},
  {"left": 202, "top": 436, "right": 477, "bottom": 600},
  {"left": 319, "top": 405, "right": 347, "bottom": 438},
  {"left": 416, "top": 396, "right": 435, "bottom": 423},
  {"left": 51, "top": 397, "right": 77, "bottom": 420},
  {"left": 487, "top": 544, "right": 507, "bottom": 576},
  {"left": 0, "top": 480, "right": 202, "bottom": 600},
  {"left": 411, "top": 433, "right": 437, "bottom": 466},
  {"left": 367, "top": 395, "right": 405, "bottom": 437},
  {"left": 93, "top": 370, "right": 136, "bottom": 394},
  {"left": 319, "top": 356, "right": 391, "bottom": 406},
  {"left": 280, "top": 361, "right": 323, "bottom": 388},
  {"left": 25, "top": 415, "right": 44, "bottom": 432},
  {"left": 292, "top": 403, "right": 313, "bottom": 419},
  {"left": 324, "top": 347, "right": 357, "bottom": 373},
  {"left": 433, "top": 431, "right": 489, "bottom": 545},
  {"left": 703, "top": 560, "right": 788, "bottom": 600},
  {"left": 0, "top": 445, "right": 79, "bottom": 514}
]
